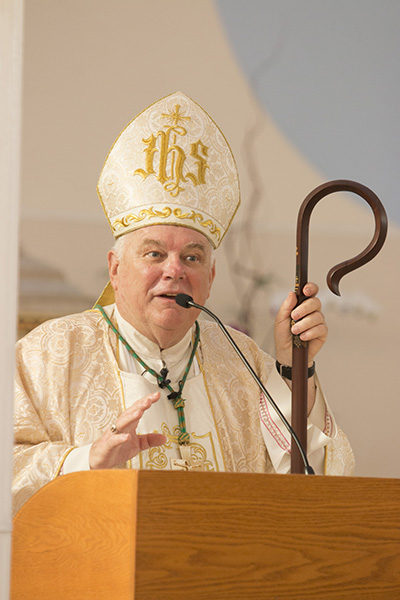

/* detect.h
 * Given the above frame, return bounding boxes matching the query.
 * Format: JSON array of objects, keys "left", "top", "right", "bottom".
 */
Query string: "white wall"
[{"left": 0, "top": 0, "right": 23, "bottom": 596}]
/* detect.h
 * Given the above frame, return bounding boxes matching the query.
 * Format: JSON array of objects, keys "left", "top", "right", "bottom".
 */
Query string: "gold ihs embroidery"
[{"left": 134, "top": 104, "right": 209, "bottom": 197}]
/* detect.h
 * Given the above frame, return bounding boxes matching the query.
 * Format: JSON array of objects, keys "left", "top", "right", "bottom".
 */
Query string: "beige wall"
[
  {"left": 2, "top": 1, "right": 24, "bottom": 596},
  {"left": 20, "top": 0, "right": 399, "bottom": 478}
]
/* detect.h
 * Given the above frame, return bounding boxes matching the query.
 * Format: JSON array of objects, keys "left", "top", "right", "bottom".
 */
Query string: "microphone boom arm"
[{"left": 176, "top": 294, "right": 314, "bottom": 475}]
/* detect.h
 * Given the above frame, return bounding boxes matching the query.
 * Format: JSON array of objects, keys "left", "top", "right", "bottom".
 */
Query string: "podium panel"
[
  {"left": 11, "top": 470, "right": 138, "bottom": 599},
  {"left": 11, "top": 470, "right": 400, "bottom": 599}
]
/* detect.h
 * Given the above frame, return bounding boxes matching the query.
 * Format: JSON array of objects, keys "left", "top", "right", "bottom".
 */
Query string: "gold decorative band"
[
  {"left": 113, "top": 207, "right": 172, "bottom": 228},
  {"left": 112, "top": 206, "right": 221, "bottom": 242}
]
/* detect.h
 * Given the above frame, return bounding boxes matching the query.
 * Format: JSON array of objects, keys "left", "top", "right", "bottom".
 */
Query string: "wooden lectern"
[{"left": 11, "top": 470, "right": 400, "bottom": 599}]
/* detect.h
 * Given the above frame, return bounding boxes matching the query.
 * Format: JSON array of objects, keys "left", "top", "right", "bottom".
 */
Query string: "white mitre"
[{"left": 97, "top": 91, "right": 240, "bottom": 249}]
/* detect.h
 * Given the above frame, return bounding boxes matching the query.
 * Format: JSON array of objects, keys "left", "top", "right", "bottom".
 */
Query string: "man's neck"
[{"left": 114, "top": 304, "right": 191, "bottom": 350}]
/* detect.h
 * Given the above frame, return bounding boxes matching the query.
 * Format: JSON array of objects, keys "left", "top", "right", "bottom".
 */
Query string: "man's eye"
[
  {"left": 185, "top": 255, "right": 199, "bottom": 262},
  {"left": 146, "top": 251, "right": 161, "bottom": 258}
]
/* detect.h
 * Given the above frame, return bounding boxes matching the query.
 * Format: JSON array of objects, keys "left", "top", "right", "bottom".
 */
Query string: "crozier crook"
[{"left": 291, "top": 180, "right": 388, "bottom": 474}]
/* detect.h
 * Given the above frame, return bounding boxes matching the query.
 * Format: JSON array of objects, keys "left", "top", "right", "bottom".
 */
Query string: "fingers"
[
  {"left": 291, "top": 288, "right": 327, "bottom": 343},
  {"left": 291, "top": 314, "right": 327, "bottom": 343},
  {"left": 274, "top": 282, "right": 327, "bottom": 367},
  {"left": 137, "top": 432, "right": 167, "bottom": 452},
  {"left": 292, "top": 283, "right": 328, "bottom": 363},
  {"left": 89, "top": 392, "right": 163, "bottom": 469},
  {"left": 276, "top": 283, "right": 320, "bottom": 325},
  {"left": 302, "top": 282, "right": 319, "bottom": 298},
  {"left": 291, "top": 295, "right": 322, "bottom": 323},
  {"left": 114, "top": 392, "right": 161, "bottom": 434},
  {"left": 274, "top": 291, "right": 297, "bottom": 330}
]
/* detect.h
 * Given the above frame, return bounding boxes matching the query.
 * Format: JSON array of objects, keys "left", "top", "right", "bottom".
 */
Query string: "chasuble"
[{"left": 13, "top": 307, "right": 354, "bottom": 515}]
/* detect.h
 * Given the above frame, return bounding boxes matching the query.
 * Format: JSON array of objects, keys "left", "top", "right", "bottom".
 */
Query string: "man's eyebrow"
[
  {"left": 137, "top": 238, "right": 165, "bottom": 251},
  {"left": 183, "top": 242, "right": 207, "bottom": 253},
  {"left": 137, "top": 239, "right": 208, "bottom": 253}
]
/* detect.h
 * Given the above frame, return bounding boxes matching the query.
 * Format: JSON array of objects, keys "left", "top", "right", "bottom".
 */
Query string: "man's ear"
[
  {"left": 107, "top": 250, "right": 119, "bottom": 291},
  {"left": 207, "top": 261, "right": 216, "bottom": 298}
]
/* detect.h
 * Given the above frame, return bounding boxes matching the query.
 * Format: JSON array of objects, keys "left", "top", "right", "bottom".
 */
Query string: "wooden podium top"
[{"left": 11, "top": 470, "right": 400, "bottom": 599}]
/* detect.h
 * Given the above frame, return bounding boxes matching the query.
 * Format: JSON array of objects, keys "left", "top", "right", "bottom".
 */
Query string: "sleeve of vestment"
[
  {"left": 259, "top": 369, "right": 342, "bottom": 474},
  {"left": 12, "top": 311, "right": 125, "bottom": 516},
  {"left": 13, "top": 328, "right": 76, "bottom": 515},
  {"left": 228, "top": 327, "right": 355, "bottom": 476}
]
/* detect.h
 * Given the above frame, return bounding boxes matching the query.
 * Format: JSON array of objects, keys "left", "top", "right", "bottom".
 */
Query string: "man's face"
[{"left": 108, "top": 225, "right": 216, "bottom": 348}]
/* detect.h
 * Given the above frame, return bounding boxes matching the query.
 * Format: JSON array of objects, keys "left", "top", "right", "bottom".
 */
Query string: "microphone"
[{"left": 175, "top": 293, "right": 314, "bottom": 475}]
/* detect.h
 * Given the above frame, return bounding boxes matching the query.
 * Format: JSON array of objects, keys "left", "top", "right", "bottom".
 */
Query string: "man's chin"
[
  {"left": 155, "top": 308, "right": 197, "bottom": 331},
  {"left": 157, "top": 315, "right": 193, "bottom": 331}
]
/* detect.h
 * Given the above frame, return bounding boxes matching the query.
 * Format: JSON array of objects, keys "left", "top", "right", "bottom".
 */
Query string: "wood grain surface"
[
  {"left": 135, "top": 471, "right": 400, "bottom": 599},
  {"left": 11, "top": 469, "right": 138, "bottom": 600},
  {"left": 11, "top": 470, "right": 400, "bottom": 599}
]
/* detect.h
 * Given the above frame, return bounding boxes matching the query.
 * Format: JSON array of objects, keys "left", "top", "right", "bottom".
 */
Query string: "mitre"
[{"left": 97, "top": 91, "right": 240, "bottom": 249}]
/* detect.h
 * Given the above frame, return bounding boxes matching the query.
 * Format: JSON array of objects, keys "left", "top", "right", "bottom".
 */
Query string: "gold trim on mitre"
[
  {"left": 111, "top": 204, "right": 222, "bottom": 243},
  {"left": 97, "top": 91, "right": 240, "bottom": 249}
]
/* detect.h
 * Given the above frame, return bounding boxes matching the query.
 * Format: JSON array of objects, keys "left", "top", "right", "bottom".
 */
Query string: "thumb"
[{"left": 275, "top": 291, "right": 297, "bottom": 326}]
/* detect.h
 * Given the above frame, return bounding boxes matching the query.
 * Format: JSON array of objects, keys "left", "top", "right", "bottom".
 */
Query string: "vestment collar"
[{"left": 114, "top": 304, "right": 194, "bottom": 365}]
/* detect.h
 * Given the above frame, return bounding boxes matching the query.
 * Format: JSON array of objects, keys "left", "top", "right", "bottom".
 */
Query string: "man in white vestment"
[{"left": 13, "top": 92, "right": 354, "bottom": 515}]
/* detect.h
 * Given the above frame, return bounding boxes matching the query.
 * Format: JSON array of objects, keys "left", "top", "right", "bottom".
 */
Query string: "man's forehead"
[{"left": 127, "top": 225, "right": 213, "bottom": 250}]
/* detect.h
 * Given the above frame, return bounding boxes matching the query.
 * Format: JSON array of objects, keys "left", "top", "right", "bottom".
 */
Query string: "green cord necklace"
[{"left": 96, "top": 304, "right": 200, "bottom": 446}]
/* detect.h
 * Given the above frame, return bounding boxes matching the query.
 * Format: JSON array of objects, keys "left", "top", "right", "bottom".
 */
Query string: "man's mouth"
[{"left": 157, "top": 293, "right": 179, "bottom": 300}]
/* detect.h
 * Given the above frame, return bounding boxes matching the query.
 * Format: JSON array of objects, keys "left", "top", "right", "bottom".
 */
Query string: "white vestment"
[{"left": 64, "top": 306, "right": 344, "bottom": 476}]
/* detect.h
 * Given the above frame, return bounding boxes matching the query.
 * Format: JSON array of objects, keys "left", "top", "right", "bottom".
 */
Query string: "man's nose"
[{"left": 163, "top": 255, "right": 186, "bottom": 279}]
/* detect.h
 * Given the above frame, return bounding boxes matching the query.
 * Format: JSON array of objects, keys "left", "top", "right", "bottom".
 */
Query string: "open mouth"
[{"left": 157, "top": 293, "right": 178, "bottom": 300}]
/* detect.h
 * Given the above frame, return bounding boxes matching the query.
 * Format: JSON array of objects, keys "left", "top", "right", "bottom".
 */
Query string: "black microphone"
[{"left": 175, "top": 293, "right": 314, "bottom": 475}]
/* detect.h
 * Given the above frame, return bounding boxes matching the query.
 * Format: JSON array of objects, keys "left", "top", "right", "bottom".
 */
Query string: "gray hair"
[{"left": 112, "top": 234, "right": 128, "bottom": 261}]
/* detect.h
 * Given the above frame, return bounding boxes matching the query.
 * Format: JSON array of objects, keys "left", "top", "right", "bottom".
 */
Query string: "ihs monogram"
[{"left": 134, "top": 104, "right": 209, "bottom": 197}]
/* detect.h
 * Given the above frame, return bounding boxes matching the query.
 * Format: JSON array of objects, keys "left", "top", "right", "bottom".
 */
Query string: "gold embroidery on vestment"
[
  {"left": 198, "top": 357, "right": 226, "bottom": 472},
  {"left": 143, "top": 423, "right": 216, "bottom": 471}
]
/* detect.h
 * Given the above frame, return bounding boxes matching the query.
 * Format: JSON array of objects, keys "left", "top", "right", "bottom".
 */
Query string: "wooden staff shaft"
[{"left": 291, "top": 180, "right": 387, "bottom": 474}]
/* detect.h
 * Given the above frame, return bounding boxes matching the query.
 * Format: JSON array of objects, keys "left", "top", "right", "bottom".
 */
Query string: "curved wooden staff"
[{"left": 291, "top": 180, "right": 388, "bottom": 473}]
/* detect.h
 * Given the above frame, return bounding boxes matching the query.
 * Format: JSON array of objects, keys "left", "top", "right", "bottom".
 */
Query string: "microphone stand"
[{"left": 175, "top": 294, "right": 315, "bottom": 475}]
